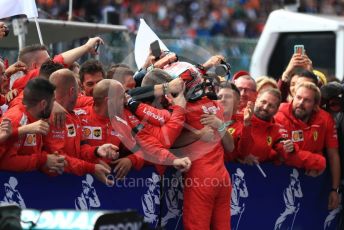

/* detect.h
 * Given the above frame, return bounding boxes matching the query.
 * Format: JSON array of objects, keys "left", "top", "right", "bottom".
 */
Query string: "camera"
[{"left": 215, "top": 60, "right": 231, "bottom": 77}]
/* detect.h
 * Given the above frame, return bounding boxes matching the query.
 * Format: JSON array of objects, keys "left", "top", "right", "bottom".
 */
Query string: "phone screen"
[
  {"left": 294, "top": 45, "right": 305, "bottom": 55},
  {"left": 150, "top": 40, "right": 161, "bottom": 59}
]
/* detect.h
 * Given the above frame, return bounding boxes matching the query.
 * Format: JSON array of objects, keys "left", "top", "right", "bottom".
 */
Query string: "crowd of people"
[
  {"left": 0, "top": 19, "right": 343, "bottom": 229},
  {"left": 35, "top": 0, "right": 344, "bottom": 38}
]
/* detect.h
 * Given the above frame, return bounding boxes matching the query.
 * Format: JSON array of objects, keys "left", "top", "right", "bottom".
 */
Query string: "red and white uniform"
[
  {"left": 43, "top": 111, "right": 98, "bottom": 176},
  {"left": 181, "top": 97, "right": 231, "bottom": 230},
  {"left": 0, "top": 105, "right": 47, "bottom": 172}
]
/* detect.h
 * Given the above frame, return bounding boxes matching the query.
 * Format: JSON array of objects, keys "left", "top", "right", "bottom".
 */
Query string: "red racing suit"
[
  {"left": 180, "top": 97, "right": 231, "bottom": 230},
  {"left": 121, "top": 104, "right": 185, "bottom": 166},
  {"left": 0, "top": 105, "right": 48, "bottom": 172},
  {"left": 43, "top": 111, "right": 99, "bottom": 176},
  {"left": 125, "top": 101, "right": 188, "bottom": 174}
]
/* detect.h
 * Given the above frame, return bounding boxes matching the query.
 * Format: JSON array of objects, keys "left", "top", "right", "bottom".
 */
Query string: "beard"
[
  {"left": 39, "top": 101, "right": 53, "bottom": 119},
  {"left": 39, "top": 108, "right": 52, "bottom": 119},
  {"left": 254, "top": 107, "right": 272, "bottom": 121},
  {"left": 293, "top": 106, "right": 308, "bottom": 121}
]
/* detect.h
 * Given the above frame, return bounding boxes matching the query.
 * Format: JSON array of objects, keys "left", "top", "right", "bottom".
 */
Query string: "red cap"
[{"left": 232, "top": 70, "right": 250, "bottom": 81}]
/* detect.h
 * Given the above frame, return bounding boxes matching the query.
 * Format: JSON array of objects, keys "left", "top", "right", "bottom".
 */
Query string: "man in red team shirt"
[
  {"left": 44, "top": 69, "right": 118, "bottom": 184},
  {"left": 216, "top": 81, "right": 254, "bottom": 162},
  {"left": 275, "top": 82, "right": 341, "bottom": 210},
  {"left": 79, "top": 59, "right": 105, "bottom": 96},
  {"left": 108, "top": 79, "right": 191, "bottom": 173},
  {"left": 233, "top": 74, "right": 257, "bottom": 115},
  {"left": 240, "top": 88, "right": 325, "bottom": 170},
  {"left": 75, "top": 79, "right": 145, "bottom": 179},
  {"left": 0, "top": 78, "right": 65, "bottom": 173},
  {"left": 11, "top": 37, "right": 104, "bottom": 93},
  {"left": 159, "top": 64, "right": 234, "bottom": 230}
]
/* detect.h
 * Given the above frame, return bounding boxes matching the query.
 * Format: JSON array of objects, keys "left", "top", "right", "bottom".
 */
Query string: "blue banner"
[{"left": 0, "top": 163, "right": 342, "bottom": 230}]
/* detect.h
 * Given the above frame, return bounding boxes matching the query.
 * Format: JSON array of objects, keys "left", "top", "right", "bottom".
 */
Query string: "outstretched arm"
[{"left": 61, "top": 37, "right": 104, "bottom": 66}]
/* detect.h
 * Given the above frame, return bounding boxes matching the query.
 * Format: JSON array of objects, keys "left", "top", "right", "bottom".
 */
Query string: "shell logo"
[{"left": 83, "top": 128, "right": 91, "bottom": 137}]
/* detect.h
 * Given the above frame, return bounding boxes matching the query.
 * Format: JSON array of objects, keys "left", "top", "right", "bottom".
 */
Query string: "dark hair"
[
  {"left": 23, "top": 78, "right": 55, "bottom": 108},
  {"left": 39, "top": 59, "right": 64, "bottom": 79},
  {"left": 79, "top": 59, "right": 105, "bottom": 83},
  {"left": 290, "top": 69, "right": 318, "bottom": 85},
  {"left": 18, "top": 44, "right": 48, "bottom": 64},
  {"left": 219, "top": 81, "right": 240, "bottom": 97}
]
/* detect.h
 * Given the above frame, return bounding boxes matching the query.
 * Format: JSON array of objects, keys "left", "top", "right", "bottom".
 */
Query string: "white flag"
[
  {"left": 134, "top": 19, "right": 169, "bottom": 69},
  {"left": 0, "top": 0, "right": 38, "bottom": 19}
]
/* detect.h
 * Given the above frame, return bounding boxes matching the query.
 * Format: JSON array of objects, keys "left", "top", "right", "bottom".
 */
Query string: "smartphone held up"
[{"left": 294, "top": 45, "right": 305, "bottom": 55}]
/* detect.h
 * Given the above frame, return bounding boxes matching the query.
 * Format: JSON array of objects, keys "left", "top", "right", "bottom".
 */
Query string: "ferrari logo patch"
[
  {"left": 267, "top": 136, "right": 272, "bottom": 146},
  {"left": 228, "top": 128, "right": 235, "bottom": 135},
  {"left": 313, "top": 131, "right": 318, "bottom": 141}
]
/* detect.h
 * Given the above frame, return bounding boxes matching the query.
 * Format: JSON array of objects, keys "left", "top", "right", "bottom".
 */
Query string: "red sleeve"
[
  {"left": 10, "top": 127, "right": 19, "bottom": 139},
  {"left": 12, "top": 69, "right": 39, "bottom": 92},
  {"left": 127, "top": 151, "right": 145, "bottom": 170},
  {"left": 80, "top": 143, "right": 98, "bottom": 162},
  {"left": 0, "top": 94, "right": 5, "bottom": 106},
  {"left": 234, "top": 124, "right": 254, "bottom": 158},
  {"left": 0, "top": 144, "right": 47, "bottom": 172},
  {"left": 64, "top": 155, "right": 96, "bottom": 176},
  {"left": 136, "top": 131, "right": 177, "bottom": 165},
  {"left": 325, "top": 113, "right": 339, "bottom": 149},
  {"left": 157, "top": 105, "right": 185, "bottom": 148},
  {"left": 283, "top": 148, "right": 326, "bottom": 171},
  {"left": 52, "top": 54, "right": 67, "bottom": 67},
  {"left": 134, "top": 103, "right": 172, "bottom": 126}
]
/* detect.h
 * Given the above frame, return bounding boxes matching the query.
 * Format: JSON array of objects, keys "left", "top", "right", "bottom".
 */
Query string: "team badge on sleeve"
[
  {"left": 292, "top": 130, "right": 304, "bottom": 142},
  {"left": 228, "top": 128, "right": 235, "bottom": 135},
  {"left": 267, "top": 136, "right": 272, "bottom": 146},
  {"left": 67, "top": 124, "right": 76, "bottom": 137}
]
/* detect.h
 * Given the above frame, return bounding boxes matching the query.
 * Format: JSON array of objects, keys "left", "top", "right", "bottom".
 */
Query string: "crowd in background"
[{"left": 36, "top": 0, "right": 344, "bottom": 38}]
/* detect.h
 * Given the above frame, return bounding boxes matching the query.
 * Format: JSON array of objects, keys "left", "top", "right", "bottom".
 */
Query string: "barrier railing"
[{"left": 0, "top": 163, "right": 341, "bottom": 230}]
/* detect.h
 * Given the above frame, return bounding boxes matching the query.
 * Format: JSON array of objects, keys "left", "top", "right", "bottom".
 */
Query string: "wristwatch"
[{"left": 331, "top": 187, "right": 340, "bottom": 193}]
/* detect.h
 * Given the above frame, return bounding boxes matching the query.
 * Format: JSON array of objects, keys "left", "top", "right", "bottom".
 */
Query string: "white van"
[{"left": 250, "top": 9, "right": 344, "bottom": 81}]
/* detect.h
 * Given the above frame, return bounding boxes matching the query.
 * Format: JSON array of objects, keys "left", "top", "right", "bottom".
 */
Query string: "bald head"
[
  {"left": 49, "top": 69, "right": 78, "bottom": 111},
  {"left": 93, "top": 79, "right": 124, "bottom": 105},
  {"left": 50, "top": 69, "right": 77, "bottom": 93}
]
